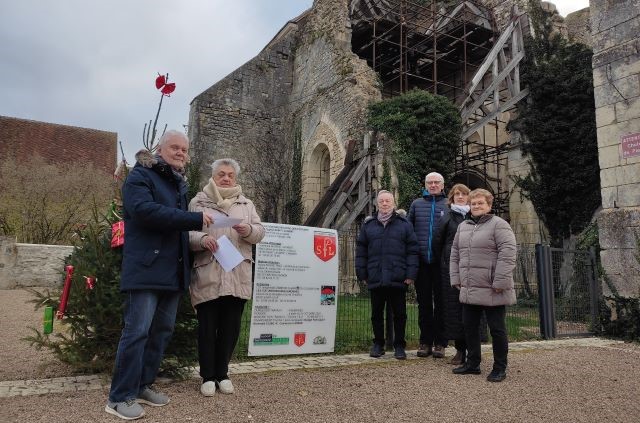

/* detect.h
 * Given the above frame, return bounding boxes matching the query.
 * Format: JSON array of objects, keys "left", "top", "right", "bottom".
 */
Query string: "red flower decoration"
[
  {"left": 155, "top": 75, "right": 166, "bottom": 89},
  {"left": 161, "top": 83, "right": 176, "bottom": 95},
  {"left": 155, "top": 74, "right": 176, "bottom": 96}
]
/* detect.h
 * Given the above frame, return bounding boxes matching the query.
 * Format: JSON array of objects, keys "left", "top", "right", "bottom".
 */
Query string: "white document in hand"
[
  {"left": 211, "top": 215, "right": 243, "bottom": 228},
  {"left": 213, "top": 235, "right": 245, "bottom": 272}
]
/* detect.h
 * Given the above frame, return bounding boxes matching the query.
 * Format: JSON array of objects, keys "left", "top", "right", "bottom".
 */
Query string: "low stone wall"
[{"left": 0, "top": 236, "right": 74, "bottom": 289}]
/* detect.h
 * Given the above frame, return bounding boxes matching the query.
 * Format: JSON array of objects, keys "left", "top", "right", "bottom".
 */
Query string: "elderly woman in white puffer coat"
[
  {"left": 188, "top": 158, "right": 265, "bottom": 398},
  {"left": 449, "top": 188, "right": 516, "bottom": 383}
]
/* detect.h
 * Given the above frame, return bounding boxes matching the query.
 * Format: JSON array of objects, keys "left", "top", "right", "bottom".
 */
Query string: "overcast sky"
[{"left": 0, "top": 0, "right": 588, "bottom": 165}]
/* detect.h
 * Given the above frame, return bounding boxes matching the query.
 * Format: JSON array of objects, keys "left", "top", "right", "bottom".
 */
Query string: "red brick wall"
[{"left": 0, "top": 115, "right": 117, "bottom": 175}]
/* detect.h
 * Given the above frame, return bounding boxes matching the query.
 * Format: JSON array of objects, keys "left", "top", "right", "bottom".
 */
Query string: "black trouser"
[
  {"left": 196, "top": 296, "right": 246, "bottom": 382},
  {"left": 370, "top": 287, "right": 407, "bottom": 348},
  {"left": 415, "top": 263, "right": 446, "bottom": 347},
  {"left": 463, "top": 304, "right": 508, "bottom": 371}
]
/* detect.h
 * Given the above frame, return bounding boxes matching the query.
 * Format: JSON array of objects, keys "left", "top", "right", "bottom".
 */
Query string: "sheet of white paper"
[
  {"left": 213, "top": 235, "right": 244, "bottom": 272},
  {"left": 211, "top": 215, "right": 243, "bottom": 228}
]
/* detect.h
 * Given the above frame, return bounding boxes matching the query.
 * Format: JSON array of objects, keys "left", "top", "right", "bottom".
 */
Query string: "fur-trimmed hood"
[
  {"left": 135, "top": 149, "right": 186, "bottom": 179},
  {"left": 135, "top": 149, "right": 158, "bottom": 168}
]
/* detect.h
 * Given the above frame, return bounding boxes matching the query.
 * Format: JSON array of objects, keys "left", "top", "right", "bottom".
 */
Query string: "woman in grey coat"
[{"left": 450, "top": 188, "right": 516, "bottom": 382}]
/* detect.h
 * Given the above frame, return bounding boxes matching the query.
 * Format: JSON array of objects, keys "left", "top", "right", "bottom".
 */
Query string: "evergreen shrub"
[{"left": 368, "top": 89, "right": 461, "bottom": 208}]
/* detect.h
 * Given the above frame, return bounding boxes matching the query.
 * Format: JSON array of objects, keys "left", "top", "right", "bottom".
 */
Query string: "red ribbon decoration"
[
  {"left": 56, "top": 265, "right": 74, "bottom": 319},
  {"left": 84, "top": 276, "right": 95, "bottom": 290}
]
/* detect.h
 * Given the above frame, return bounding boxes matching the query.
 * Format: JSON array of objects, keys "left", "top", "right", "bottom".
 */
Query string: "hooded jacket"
[
  {"left": 408, "top": 191, "right": 449, "bottom": 264},
  {"left": 449, "top": 214, "right": 517, "bottom": 306},
  {"left": 120, "top": 150, "right": 204, "bottom": 292}
]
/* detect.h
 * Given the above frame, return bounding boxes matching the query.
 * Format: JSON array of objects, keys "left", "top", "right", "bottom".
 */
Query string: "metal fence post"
[
  {"left": 535, "top": 244, "right": 556, "bottom": 339},
  {"left": 587, "top": 247, "right": 600, "bottom": 333}
]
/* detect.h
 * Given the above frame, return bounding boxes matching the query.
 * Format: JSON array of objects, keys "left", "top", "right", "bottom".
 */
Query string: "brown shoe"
[
  {"left": 450, "top": 350, "right": 465, "bottom": 365},
  {"left": 433, "top": 345, "right": 445, "bottom": 358},
  {"left": 416, "top": 344, "right": 432, "bottom": 357}
]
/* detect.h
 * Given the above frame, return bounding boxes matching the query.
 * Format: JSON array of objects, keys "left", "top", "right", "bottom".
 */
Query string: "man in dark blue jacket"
[
  {"left": 408, "top": 172, "right": 449, "bottom": 358},
  {"left": 106, "top": 130, "right": 212, "bottom": 420},
  {"left": 356, "top": 190, "right": 419, "bottom": 360}
]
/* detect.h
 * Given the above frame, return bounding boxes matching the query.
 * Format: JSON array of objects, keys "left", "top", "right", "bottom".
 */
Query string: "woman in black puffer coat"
[{"left": 433, "top": 183, "right": 470, "bottom": 365}]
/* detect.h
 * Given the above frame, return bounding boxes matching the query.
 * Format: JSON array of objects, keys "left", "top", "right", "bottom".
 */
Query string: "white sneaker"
[
  {"left": 200, "top": 381, "right": 216, "bottom": 397},
  {"left": 217, "top": 379, "right": 234, "bottom": 394}
]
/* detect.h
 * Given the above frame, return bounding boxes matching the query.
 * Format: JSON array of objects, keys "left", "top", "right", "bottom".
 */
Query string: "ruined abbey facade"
[{"left": 189, "top": 0, "right": 590, "bottom": 245}]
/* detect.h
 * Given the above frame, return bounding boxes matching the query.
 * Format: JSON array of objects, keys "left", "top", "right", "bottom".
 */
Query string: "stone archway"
[
  {"left": 450, "top": 170, "right": 493, "bottom": 192},
  {"left": 302, "top": 122, "right": 344, "bottom": 217}
]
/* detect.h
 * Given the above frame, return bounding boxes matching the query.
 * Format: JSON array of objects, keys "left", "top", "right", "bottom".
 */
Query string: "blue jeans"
[{"left": 109, "top": 290, "right": 181, "bottom": 402}]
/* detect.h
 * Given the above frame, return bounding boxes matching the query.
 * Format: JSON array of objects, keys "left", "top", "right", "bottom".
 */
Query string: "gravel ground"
[
  {"left": 2, "top": 289, "right": 640, "bottom": 422},
  {"left": 0, "top": 289, "right": 76, "bottom": 381}
]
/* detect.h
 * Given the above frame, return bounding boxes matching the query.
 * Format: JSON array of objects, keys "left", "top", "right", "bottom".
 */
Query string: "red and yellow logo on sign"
[{"left": 314, "top": 232, "right": 337, "bottom": 262}]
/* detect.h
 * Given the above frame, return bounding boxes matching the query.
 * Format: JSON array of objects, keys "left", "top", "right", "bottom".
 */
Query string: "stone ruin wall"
[
  {"left": 189, "top": 0, "right": 594, "bottom": 243},
  {"left": 290, "top": 0, "right": 381, "bottom": 217},
  {"left": 591, "top": 0, "right": 640, "bottom": 296},
  {"left": 188, "top": 29, "right": 298, "bottom": 202}
]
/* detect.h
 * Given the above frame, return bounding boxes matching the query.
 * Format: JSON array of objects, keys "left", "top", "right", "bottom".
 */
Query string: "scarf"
[
  {"left": 377, "top": 210, "right": 393, "bottom": 226},
  {"left": 451, "top": 204, "right": 470, "bottom": 216},
  {"left": 203, "top": 178, "right": 242, "bottom": 211},
  {"left": 154, "top": 154, "right": 186, "bottom": 179}
]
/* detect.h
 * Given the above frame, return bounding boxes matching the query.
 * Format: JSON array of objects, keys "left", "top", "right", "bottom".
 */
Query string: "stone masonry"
[
  {"left": 591, "top": 0, "right": 640, "bottom": 296},
  {"left": 0, "top": 237, "right": 73, "bottom": 289},
  {"left": 189, "top": 0, "right": 596, "bottom": 244},
  {"left": 188, "top": 19, "right": 299, "bottom": 201},
  {"left": 289, "top": 0, "right": 380, "bottom": 215}
]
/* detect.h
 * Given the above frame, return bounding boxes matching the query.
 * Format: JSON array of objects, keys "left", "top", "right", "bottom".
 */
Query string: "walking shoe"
[
  {"left": 200, "top": 381, "right": 216, "bottom": 397},
  {"left": 137, "top": 385, "right": 169, "bottom": 406},
  {"left": 105, "top": 399, "right": 145, "bottom": 420},
  {"left": 450, "top": 350, "right": 465, "bottom": 365},
  {"left": 433, "top": 345, "right": 445, "bottom": 358},
  {"left": 416, "top": 344, "right": 432, "bottom": 357},
  {"left": 393, "top": 347, "right": 407, "bottom": 360},
  {"left": 217, "top": 379, "right": 234, "bottom": 394},
  {"left": 487, "top": 369, "right": 507, "bottom": 382},
  {"left": 369, "top": 344, "right": 385, "bottom": 358},
  {"left": 452, "top": 364, "right": 481, "bottom": 375}
]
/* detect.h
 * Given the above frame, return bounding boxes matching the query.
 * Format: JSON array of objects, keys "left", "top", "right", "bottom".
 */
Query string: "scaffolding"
[{"left": 349, "top": 0, "right": 527, "bottom": 216}]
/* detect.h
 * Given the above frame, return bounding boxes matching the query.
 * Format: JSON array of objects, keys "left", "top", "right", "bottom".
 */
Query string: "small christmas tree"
[{"left": 27, "top": 74, "right": 198, "bottom": 377}]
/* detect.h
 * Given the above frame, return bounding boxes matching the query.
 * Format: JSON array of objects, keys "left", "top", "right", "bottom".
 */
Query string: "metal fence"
[
  {"left": 536, "top": 245, "right": 600, "bottom": 339},
  {"left": 233, "top": 229, "right": 603, "bottom": 359}
]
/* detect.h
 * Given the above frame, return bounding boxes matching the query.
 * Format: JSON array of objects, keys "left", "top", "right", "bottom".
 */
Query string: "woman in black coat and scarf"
[{"left": 434, "top": 183, "right": 470, "bottom": 365}]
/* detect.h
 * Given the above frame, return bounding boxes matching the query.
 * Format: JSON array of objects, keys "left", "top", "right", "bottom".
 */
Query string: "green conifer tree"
[
  {"left": 26, "top": 74, "right": 198, "bottom": 377},
  {"left": 509, "top": 1, "right": 600, "bottom": 246}
]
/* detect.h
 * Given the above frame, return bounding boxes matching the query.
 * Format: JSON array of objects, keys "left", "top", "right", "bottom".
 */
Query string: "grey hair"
[
  {"left": 425, "top": 172, "right": 444, "bottom": 183},
  {"left": 377, "top": 189, "right": 393, "bottom": 200},
  {"left": 158, "top": 130, "right": 189, "bottom": 147},
  {"left": 211, "top": 158, "right": 241, "bottom": 176}
]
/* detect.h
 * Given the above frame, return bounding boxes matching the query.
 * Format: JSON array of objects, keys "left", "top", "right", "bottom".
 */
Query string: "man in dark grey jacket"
[{"left": 408, "top": 172, "right": 449, "bottom": 358}]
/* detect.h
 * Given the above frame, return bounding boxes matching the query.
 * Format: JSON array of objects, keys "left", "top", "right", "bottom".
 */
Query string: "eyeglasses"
[{"left": 426, "top": 181, "right": 443, "bottom": 185}]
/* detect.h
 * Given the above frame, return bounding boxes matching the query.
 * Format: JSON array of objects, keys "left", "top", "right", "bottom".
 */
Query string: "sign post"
[{"left": 248, "top": 223, "right": 339, "bottom": 356}]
